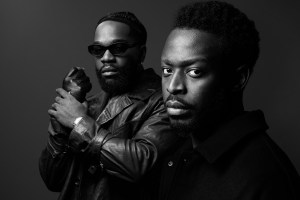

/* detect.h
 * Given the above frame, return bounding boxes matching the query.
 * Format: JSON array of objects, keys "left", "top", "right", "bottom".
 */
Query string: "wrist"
[{"left": 73, "top": 116, "right": 83, "bottom": 128}]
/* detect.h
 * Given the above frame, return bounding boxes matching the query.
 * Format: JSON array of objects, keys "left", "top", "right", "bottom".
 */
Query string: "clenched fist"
[
  {"left": 62, "top": 67, "right": 92, "bottom": 103},
  {"left": 49, "top": 67, "right": 92, "bottom": 132}
]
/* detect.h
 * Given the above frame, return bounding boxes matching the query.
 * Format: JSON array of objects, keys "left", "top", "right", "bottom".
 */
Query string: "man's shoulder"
[
  {"left": 221, "top": 131, "right": 300, "bottom": 197},
  {"left": 223, "top": 130, "right": 300, "bottom": 185},
  {"left": 127, "top": 68, "right": 162, "bottom": 101},
  {"left": 199, "top": 110, "right": 299, "bottom": 186},
  {"left": 136, "top": 68, "right": 161, "bottom": 90}
]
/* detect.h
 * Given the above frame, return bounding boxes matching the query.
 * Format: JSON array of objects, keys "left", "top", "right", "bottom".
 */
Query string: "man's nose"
[
  {"left": 100, "top": 49, "right": 115, "bottom": 62},
  {"left": 166, "top": 73, "right": 186, "bottom": 95}
]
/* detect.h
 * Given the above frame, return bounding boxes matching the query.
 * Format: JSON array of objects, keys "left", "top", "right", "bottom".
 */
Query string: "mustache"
[{"left": 165, "top": 95, "right": 193, "bottom": 109}]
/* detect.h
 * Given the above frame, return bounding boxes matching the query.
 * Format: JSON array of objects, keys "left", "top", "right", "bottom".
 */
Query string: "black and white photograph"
[{"left": 1, "top": 0, "right": 300, "bottom": 199}]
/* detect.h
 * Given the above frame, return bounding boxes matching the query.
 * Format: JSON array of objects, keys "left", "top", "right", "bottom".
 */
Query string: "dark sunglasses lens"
[
  {"left": 88, "top": 43, "right": 135, "bottom": 57},
  {"left": 88, "top": 45, "right": 105, "bottom": 57},
  {"left": 109, "top": 43, "right": 129, "bottom": 55}
]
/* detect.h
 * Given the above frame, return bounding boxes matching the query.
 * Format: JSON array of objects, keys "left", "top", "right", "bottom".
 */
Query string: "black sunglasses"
[{"left": 88, "top": 42, "right": 139, "bottom": 57}]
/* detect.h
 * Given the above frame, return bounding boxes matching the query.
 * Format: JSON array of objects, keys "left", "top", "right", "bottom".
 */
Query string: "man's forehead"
[
  {"left": 162, "top": 28, "right": 222, "bottom": 64},
  {"left": 94, "top": 21, "right": 133, "bottom": 44},
  {"left": 166, "top": 29, "right": 219, "bottom": 48}
]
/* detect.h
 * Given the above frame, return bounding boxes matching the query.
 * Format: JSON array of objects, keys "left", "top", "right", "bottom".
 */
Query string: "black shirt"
[{"left": 159, "top": 110, "right": 300, "bottom": 200}]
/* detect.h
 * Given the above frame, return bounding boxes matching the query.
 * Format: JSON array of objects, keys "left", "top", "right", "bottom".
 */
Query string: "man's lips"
[
  {"left": 166, "top": 100, "right": 190, "bottom": 116},
  {"left": 166, "top": 100, "right": 187, "bottom": 109},
  {"left": 101, "top": 66, "right": 118, "bottom": 76}
]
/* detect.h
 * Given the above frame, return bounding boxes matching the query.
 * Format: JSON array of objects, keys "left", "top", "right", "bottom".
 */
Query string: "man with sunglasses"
[{"left": 39, "top": 12, "right": 178, "bottom": 200}]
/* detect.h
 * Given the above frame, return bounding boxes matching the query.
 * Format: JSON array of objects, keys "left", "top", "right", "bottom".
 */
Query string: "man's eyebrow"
[
  {"left": 161, "top": 57, "right": 208, "bottom": 67},
  {"left": 161, "top": 58, "right": 172, "bottom": 66}
]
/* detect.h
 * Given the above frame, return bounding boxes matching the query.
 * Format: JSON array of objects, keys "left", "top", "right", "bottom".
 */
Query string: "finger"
[
  {"left": 49, "top": 103, "right": 56, "bottom": 110},
  {"left": 51, "top": 103, "right": 60, "bottom": 110},
  {"left": 48, "top": 108, "right": 56, "bottom": 117},
  {"left": 55, "top": 96, "right": 63, "bottom": 103},
  {"left": 56, "top": 88, "right": 69, "bottom": 98}
]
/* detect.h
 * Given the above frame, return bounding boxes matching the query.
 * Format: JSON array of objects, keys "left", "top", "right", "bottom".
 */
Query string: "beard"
[
  {"left": 96, "top": 65, "right": 138, "bottom": 96},
  {"left": 169, "top": 117, "right": 195, "bottom": 137},
  {"left": 167, "top": 87, "right": 228, "bottom": 138}
]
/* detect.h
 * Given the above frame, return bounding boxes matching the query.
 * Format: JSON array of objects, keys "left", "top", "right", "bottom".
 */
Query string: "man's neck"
[
  {"left": 191, "top": 98, "right": 244, "bottom": 149},
  {"left": 107, "top": 65, "right": 144, "bottom": 98}
]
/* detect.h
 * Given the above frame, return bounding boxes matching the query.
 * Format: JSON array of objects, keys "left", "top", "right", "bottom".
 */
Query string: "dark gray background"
[{"left": 1, "top": 0, "right": 300, "bottom": 199}]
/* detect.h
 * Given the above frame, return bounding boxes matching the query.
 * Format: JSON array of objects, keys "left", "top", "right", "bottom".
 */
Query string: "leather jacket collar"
[{"left": 87, "top": 68, "right": 161, "bottom": 125}]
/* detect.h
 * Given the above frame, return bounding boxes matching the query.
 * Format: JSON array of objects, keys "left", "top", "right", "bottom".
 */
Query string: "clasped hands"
[{"left": 48, "top": 88, "right": 88, "bottom": 129}]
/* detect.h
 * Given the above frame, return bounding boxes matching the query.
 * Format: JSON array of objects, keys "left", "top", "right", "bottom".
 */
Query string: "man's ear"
[
  {"left": 232, "top": 65, "right": 250, "bottom": 91},
  {"left": 139, "top": 45, "right": 147, "bottom": 63}
]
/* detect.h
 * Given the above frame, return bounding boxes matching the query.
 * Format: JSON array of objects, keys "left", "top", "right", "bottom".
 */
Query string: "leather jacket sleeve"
[
  {"left": 67, "top": 93, "right": 177, "bottom": 182},
  {"left": 39, "top": 124, "right": 73, "bottom": 191},
  {"left": 39, "top": 91, "right": 178, "bottom": 189}
]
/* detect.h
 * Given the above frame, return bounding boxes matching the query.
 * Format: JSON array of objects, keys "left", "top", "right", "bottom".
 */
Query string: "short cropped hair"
[
  {"left": 174, "top": 1, "right": 260, "bottom": 73},
  {"left": 97, "top": 11, "right": 147, "bottom": 45}
]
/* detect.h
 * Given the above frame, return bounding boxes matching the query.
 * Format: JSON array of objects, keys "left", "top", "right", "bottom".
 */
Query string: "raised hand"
[
  {"left": 49, "top": 88, "right": 88, "bottom": 128},
  {"left": 49, "top": 67, "right": 92, "bottom": 133}
]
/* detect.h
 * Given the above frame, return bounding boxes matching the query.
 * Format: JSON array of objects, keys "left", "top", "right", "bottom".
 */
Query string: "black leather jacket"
[{"left": 39, "top": 68, "right": 179, "bottom": 200}]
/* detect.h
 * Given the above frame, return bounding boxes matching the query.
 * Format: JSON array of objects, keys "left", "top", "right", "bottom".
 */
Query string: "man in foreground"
[
  {"left": 159, "top": 1, "right": 300, "bottom": 199},
  {"left": 40, "top": 11, "right": 177, "bottom": 200}
]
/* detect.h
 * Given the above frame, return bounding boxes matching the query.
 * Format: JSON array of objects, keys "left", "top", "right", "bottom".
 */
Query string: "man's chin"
[
  {"left": 169, "top": 118, "right": 194, "bottom": 137},
  {"left": 97, "top": 76, "right": 130, "bottom": 95}
]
